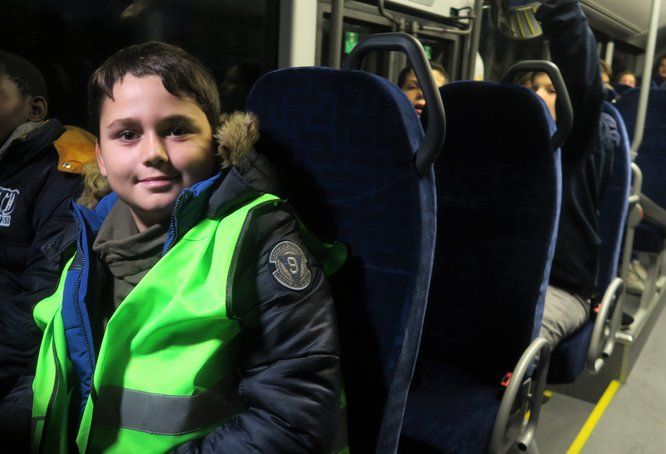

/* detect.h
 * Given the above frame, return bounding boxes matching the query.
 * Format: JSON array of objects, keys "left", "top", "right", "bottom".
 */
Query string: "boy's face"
[
  {"left": 531, "top": 72, "right": 557, "bottom": 121},
  {"left": 0, "top": 74, "right": 31, "bottom": 144},
  {"left": 400, "top": 69, "right": 445, "bottom": 118},
  {"left": 401, "top": 71, "right": 426, "bottom": 117},
  {"left": 96, "top": 74, "right": 216, "bottom": 231},
  {"left": 619, "top": 74, "right": 636, "bottom": 88}
]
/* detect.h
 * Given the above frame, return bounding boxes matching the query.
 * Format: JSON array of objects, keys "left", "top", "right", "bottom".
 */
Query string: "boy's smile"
[{"left": 96, "top": 74, "right": 217, "bottom": 231}]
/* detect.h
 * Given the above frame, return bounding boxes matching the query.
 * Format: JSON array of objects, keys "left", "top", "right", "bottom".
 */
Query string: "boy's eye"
[
  {"left": 166, "top": 126, "right": 189, "bottom": 137},
  {"left": 118, "top": 130, "right": 139, "bottom": 141}
]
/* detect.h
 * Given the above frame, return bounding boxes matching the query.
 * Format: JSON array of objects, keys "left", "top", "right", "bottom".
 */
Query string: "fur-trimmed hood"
[{"left": 77, "top": 111, "right": 267, "bottom": 208}]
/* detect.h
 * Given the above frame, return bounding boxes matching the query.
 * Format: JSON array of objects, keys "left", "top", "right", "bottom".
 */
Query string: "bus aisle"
[{"left": 538, "top": 288, "right": 666, "bottom": 453}]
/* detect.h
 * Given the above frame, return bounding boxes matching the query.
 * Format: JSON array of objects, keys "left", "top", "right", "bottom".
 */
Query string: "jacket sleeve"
[
  {"left": 173, "top": 209, "right": 342, "bottom": 454},
  {"left": 537, "top": 0, "right": 604, "bottom": 156},
  {"left": 0, "top": 167, "right": 82, "bottom": 396}
]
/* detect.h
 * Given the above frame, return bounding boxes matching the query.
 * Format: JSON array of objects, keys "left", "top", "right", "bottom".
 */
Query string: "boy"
[
  {"left": 527, "top": 0, "right": 615, "bottom": 349},
  {"left": 31, "top": 42, "right": 343, "bottom": 453},
  {"left": 398, "top": 61, "right": 448, "bottom": 117},
  {"left": 0, "top": 51, "right": 95, "bottom": 446},
  {"left": 617, "top": 70, "right": 636, "bottom": 88}
]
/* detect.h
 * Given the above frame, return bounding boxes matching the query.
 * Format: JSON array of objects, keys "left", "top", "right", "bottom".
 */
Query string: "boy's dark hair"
[
  {"left": 89, "top": 42, "right": 220, "bottom": 134},
  {"left": 397, "top": 60, "right": 449, "bottom": 88},
  {"left": 514, "top": 71, "right": 535, "bottom": 87},
  {"left": 0, "top": 51, "right": 48, "bottom": 100}
]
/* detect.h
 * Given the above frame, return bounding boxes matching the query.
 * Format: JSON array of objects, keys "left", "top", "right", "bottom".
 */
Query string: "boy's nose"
[{"left": 143, "top": 135, "right": 169, "bottom": 165}]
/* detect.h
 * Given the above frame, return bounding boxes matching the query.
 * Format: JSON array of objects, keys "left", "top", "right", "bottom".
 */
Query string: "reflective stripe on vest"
[
  {"left": 32, "top": 194, "right": 278, "bottom": 453},
  {"left": 94, "top": 377, "right": 244, "bottom": 435}
]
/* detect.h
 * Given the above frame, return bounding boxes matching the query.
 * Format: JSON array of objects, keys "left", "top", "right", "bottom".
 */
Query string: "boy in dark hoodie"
[
  {"left": 527, "top": 0, "right": 614, "bottom": 349},
  {"left": 30, "top": 42, "right": 343, "bottom": 453},
  {"left": 0, "top": 51, "right": 95, "bottom": 447}
]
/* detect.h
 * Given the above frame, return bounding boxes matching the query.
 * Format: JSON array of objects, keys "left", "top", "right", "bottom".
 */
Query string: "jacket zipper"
[
  {"left": 73, "top": 212, "right": 95, "bottom": 389},
  {"left": 163, "top": 190, "right": 189, "bottom": 254}
]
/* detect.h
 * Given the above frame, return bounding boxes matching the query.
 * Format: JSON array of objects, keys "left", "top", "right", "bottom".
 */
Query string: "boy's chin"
[{"left": 126, "top": 199, "right": 179, "bottom": 229}]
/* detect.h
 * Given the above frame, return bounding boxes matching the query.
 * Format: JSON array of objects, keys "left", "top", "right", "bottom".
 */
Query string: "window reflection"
[{"left": 0, "top": 0, "right": 278, "bottom": 127}]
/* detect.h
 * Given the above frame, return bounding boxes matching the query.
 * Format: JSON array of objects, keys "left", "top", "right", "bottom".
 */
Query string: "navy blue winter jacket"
[{"left": 0, "top": 119, "right": 92, "bottom": 397}]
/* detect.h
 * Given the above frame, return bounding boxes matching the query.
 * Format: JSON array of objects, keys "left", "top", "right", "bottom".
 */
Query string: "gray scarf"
[{"left": 92, "top": 199, "right": 168, "bottom": 309}]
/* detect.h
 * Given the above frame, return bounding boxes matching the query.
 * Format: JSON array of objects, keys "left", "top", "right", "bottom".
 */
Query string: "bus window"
[
  {"left": 317, "top": 2, "right": 457, "bottom": 84},
  {"left": 319, "top": 15, "right": 391, "bottom": 75},
  {"left": 0, "top": 0, "right": 279, "bottom": 127},
  {"left": 612, "top": 42, "right": 641, "bottom": 81}
]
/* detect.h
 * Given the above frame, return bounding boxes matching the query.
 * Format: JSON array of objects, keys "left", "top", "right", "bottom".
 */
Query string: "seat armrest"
[
  {"left": 488, "top": 337, "right": 551, "bottom": 454},
  {"left": 587, "top": 277, "right": 624, "bottom": 373}
]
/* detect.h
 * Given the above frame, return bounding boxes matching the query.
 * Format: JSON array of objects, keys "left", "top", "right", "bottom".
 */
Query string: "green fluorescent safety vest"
[{"left": 32, "top": 193, "right": 346, "bottom": 453}]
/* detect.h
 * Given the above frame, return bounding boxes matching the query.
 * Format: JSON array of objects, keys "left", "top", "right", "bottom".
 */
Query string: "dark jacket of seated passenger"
[
  {"left": 538, "top": 0, "right": 612, "bottom": 299},
  {"left": 41, "top": 113, "right": 342, "bottom": 453},
  {"left": 0, "top": 119, "right": 94, "bottom": 397}
]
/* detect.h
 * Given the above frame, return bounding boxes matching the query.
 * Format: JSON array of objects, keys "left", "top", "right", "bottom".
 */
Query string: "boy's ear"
[
  {"left": 27, "top": 96, "right": 48, "bottom": 122},
  {"left": 95, "top": 140, "right": 108, "bottom": 177}
]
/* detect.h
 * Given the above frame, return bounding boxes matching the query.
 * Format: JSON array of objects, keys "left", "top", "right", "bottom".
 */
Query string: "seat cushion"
[
  {"left": 548, "top": 319, "right": 594, "bottom": 383},
  {"left": 633, "top": 223, "right": 663, "bottom": 253},
  {"left": 401, "top": 360, "right": 502, "bottom": 453}
]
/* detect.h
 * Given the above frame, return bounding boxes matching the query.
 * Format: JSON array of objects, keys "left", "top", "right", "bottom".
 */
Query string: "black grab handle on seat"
[
  {"left": 342, "top": 32, "right": 446, "bottom": 177},
  {"left": 501, "top": 60, "right": 574, "bottom": 150}
]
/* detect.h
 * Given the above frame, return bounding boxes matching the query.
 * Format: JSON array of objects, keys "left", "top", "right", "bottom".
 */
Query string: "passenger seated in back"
[
  {"left": 0, "top": 51, "right": 95, "bottom": 448},
  {"left": 29, "top": 42, "right": 343, "bottom": 453},
  {"left": 523, "top": 0, "right": 615, "bottom": 349},
  {"left": 652, "top": 54, "right": 666, "bottom": 87},
  {"left": 398, "top": 61, "right": 448, "bottom": 117},
  {"left": 599, "top": 60, "right": 619, "bottom": 102},
  {"left": 617, "top": 70, "right": 636, "bottom": 88}
]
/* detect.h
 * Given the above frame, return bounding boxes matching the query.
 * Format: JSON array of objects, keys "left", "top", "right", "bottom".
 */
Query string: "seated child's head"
[
  {"left": 89, "top": 42, "right": 220, "bottom": 231},
  {"left": 0, "top": 51, "right": 48, "bottom": 144},
  {"left": 526, "top": 71, "right": 557, "bottom": 121},
  {"left": 617, "top": 71, "right": 636, "bottom": 88}
]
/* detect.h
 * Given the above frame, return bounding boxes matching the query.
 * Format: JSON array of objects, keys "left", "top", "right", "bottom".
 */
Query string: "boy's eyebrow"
[
  {"left": 105, "top": 115, "right": 201, "bottom": 131},
  {"left": 157, "top": 114, "right": 200, "bottom": 128},
  {"left": 106, "top": 117, "right": 141, "bottom": 130}
]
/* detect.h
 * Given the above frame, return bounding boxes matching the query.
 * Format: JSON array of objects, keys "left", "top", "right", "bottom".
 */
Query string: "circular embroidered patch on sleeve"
[{"left": 269, "top": 241, "right": 312, "bottom": 290}]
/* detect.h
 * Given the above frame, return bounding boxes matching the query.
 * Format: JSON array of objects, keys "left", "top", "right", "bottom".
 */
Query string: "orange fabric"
[{"left": 52, "top": 126, "right": 97, "bottom": 174}]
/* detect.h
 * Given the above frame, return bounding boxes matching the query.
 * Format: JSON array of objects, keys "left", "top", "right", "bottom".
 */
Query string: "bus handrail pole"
[
  {"left": 329, "top": 0, "right": 345, "bottom": 69},
  {"left": 466, "top": 0, "right": 484, "bottom": 80},
  {"left": 631, "top": 0, "right": 661, "bottom": 160}
]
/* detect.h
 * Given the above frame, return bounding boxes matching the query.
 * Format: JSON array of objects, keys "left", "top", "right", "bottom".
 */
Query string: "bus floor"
[{"left": 536, "top": 291, "right": 666, "bottom": 454}]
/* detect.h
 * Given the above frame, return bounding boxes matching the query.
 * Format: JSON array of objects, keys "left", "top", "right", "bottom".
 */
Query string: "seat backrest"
[
  {"left": 617, "top": 88, "right": 666, "bottom": 208},
  {"left": 419, "top": 81, "right": 561, "bottom": 381},
  {"left": 597, "top": 102, "right": 632, "bottom": 292},
  {"left": 245, "top": 67, "right": 437, "bottom": 452},
  {"left": 611, "top": 82, "right": 633, "bottom": 96}
]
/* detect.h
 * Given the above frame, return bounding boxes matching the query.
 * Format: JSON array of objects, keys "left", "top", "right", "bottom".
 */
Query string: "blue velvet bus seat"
[
  {"left": 548, "top": 102, "right": 632, "bottom": 383},
  {"left": 246, "top": 67, "right": 437, "bottom": 453},
  {"left": 400, "top": 81, "right": 561, "bottom": 453},
  {"left": 611, "top": 83, "right": 633, "bottom": 96},
  {"left": 617, "top": 89, "right": 666, "bottom": 253}
]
